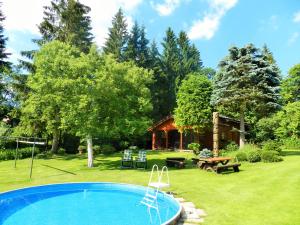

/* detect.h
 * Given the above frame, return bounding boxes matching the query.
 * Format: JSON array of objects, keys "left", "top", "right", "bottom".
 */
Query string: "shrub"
[
  {"left": 241, "top": 143, "right": 260, "bottom": 152},
  {"left": 188, "top": 143, "right": 201, "bottom": 155},
  {"left": 261, "top": 150, "right": 283, "bottom": 163},
  {"left": 0, "top": 147, "right": 40, "bottom": 161},
  {"left": 119, "top": 141, "right": 129, "bottom": 150},
  {"left": 36, "top": 152, "right": 53, "bottom": 159},
  {"left": 235, "top": 151, "right": 248, "bottom": 161},
  {"left": 247, "top": 150, "right": 261, "bottom": 163},
  {"left": 282, "top": 137, "right": 300, "bottom": 149},
  {"left": 262, "top": 140, "right": 282, "bottom": 153},
  {"left": 93, "top": 145, "right": 101, "bottom": 155},
  {"left": 224, "top": 141, "right": 239, "bottom": 152},
  {"left": 101, "top": 144, "right": 116, "bottom": 155},
  {"left": 199, "top": 148, "right": 213, "bottom": 158},
  {"left": 57, "top": 148, "right": 66, "bottom": 155}
]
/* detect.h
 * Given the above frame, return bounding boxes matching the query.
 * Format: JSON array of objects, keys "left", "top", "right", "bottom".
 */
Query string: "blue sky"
[{"left": 2, "top": 0, "right": 300, "bottom": 75}]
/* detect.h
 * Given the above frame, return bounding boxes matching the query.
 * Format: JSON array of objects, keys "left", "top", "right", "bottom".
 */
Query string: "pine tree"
[
  {"left": 211, "top": 44, "right": 281, "bottom": 148},
  {"left": 161, "top": 27, "right": 180, "bottom": 115},
  {"left": 103, "top": 8, "right": 128, "bottom": 62},
  {"left": 138, "top": 25, "right": 150, "bottom": 68}
]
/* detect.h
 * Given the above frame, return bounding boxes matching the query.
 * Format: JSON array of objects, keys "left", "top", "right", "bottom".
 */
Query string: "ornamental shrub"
[
  {"left": 224, "top": 141, "right": 239, "bottom": 152},
  {"left": 235, "top": 151, "right": 248, "bottom": 161},
  {"left": 247, "top": 150, "right": 261, "bottom": 163},
  {"left": 261, "top": 150, "right": 283, "bottom": 162},
  {"left": 101, "top": 144, "right": 116, "bottom": 155},
  {"left": 57, "top": 148, "right": 66, "bottom": 155},
  {"left": 262, "top": 140, "right": 282, "bottom": 153},
  {"left": 199, "top": 148, "right": 213, "bottom": 158},
  {"left": 93, "top": 145, "right": 101, "bottom": 155},
  {"left": 188, "top": 143, "right": 201, "bottom": 155},
  {"left": 282, "top": 137, "right": 300, "bottom": 149}
]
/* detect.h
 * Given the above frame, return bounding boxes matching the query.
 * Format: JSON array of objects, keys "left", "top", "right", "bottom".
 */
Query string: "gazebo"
[{"left": 148, "top": 112, "right": 241, "bottom": 152}]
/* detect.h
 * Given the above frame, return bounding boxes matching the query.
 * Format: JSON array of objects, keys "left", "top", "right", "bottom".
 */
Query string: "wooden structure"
[{"left": 148, "top": 113, "right": 241, "bottom": 151}]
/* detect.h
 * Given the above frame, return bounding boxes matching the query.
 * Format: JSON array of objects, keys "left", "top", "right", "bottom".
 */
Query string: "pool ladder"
[{"left": 140, "top": 164, "right": 170, "bottom": 210}]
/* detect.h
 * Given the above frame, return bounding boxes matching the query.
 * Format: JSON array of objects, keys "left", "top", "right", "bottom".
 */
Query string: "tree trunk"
[
  {"left": 51, "top": 129, "right": 59, "bottom": 153},
  {"left": 239, "top": 110, "right": 246, "bottom": 149},
  {"left": 87, "top": 135, "right": 93, "bottom": 168}
]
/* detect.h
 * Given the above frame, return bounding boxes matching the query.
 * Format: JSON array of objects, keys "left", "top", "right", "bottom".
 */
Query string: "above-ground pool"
[{"left": 0, "top": 182, "right": 181, "bottom": 225}]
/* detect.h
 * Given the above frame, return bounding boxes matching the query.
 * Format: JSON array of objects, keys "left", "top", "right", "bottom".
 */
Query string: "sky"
[{"left": 2, "top": 0, "right": 300, "bottom": 75}]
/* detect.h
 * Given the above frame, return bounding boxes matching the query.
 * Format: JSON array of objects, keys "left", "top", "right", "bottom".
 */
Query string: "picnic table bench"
[
  {"left": 165, "top": 157, "right": 186, "bottom": 169},
  {"left": 197, "top": 157, "right": 240, "bottom": 173}
]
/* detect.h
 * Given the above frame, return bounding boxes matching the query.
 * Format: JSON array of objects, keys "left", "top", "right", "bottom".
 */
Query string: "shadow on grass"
[
  {"left": 41, "top": 164, "right": 77, "bottom": 175},
  {"left": 282, "top": 150, "right": 300, "bottom": 157}
]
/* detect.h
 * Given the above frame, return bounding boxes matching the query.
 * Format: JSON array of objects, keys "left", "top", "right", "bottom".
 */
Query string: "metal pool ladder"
[{"left": 140, "top": 164, "right": 170, "bottom": 210}]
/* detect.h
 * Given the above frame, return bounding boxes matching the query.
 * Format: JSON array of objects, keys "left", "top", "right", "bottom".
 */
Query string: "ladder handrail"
[{"left": 159, "top": 166, "right": 170, "bottom": 186}]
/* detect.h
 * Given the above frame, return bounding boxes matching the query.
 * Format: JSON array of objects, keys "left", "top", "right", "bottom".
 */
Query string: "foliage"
[
  {"left": 175, "top": 73, "right": 212, "bottom": 133},
  {"left": 262, "top": 140, "right": 282, "bottom": 153},
  {"left": 78, "top": 145, "right": 86, "bottom": 154},
  {"left": 119, "top": 141, "right": 129, "bottom": 150},
  {"left": 0, "top": 147, "right": 40, "bottom": 161},
  {"left": 261, "top": 150, "right": 283, "bottom": 163},
  {"left": 93, "top": 145, "right": 101, "bottom": 155},
  {"left": 247, "top": 150, "right": 261, "bottom": 163},
  {"left": 199, "top": 148, "right": 213, "bottom": 158},
  {"left": 103, "top": 8, "right": 128, "bottom": 61},
  {"left": 235, "top": 151, "right": 248, "bottom": 161},
  {"left": 101, "top": 144, "right": 116, "bottom": 155},
  {"left": 35, "top": 151, "right": 53, "bottom": 159},
  {"left": 282, "top": 137, "right": 300, "bottom": 150},
  {"left": 0, "top": 4, "right": 10, "bottom": 71},
  {"left": 255, "top": 116, "right": 279, "bottom": 142},
  {"left": 57, "top": 148, "right": 66, "bottom": 155},
  {"left": 211, "top": 44, "right": 281, "bottom": 147},
  {"left": 38, "top": 0, "right": 93, "bottom": 53},
  {"left": 224, "top": 141, "right": 239, "bottom": 152},
  {"left": 187, "top": 142, "right": 201, "bottom": 155},
  {"left": 241, "top": 143, "right": 261, "bottom": 152},
  {"left": 281, "top": 63, "right": 300, "bottom": 103}
]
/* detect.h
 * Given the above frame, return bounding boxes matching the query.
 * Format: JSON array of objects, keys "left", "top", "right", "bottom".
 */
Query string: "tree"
[
  {"left": 63, "top": 54, "right": 153, "bottom": 167},
  {"left": 281, "top": 64, "right": 300, "bottom": 103},
  {"left": 17, "top": 41, "right": 80, "bottom": 153},
  {"left": 0, "top": 2, "right": 10, "bottom": 71},
  {"left": 211, "top": 44, "right": 281, "bottom": 148},
  {"left": 138, "top": 25, "right": 150, "bottom": 68},
  {"left": 161, "top": 27, "right": 180, "bottom": 114},
  {"left": 175, "top": 73, "right": 212, "bottom": 133},
  {"left": 19, "top": 0, "right": 93, "bottom": 72},
  {"left": 103, "top": 8, "right": 128, "bottom": 62},
  {"left": 124, "top": 21, "right": 140, "bottom": 63}
]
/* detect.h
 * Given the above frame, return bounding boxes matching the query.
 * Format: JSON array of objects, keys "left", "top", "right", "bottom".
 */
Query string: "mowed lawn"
[{"left": 0, "top": 150, "right": 300, "bottom": 225}]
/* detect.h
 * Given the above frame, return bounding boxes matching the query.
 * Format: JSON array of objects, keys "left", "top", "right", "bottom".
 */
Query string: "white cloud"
[
  {"left": 2, "top": 0, "right": 142, "bottom": 47},
  {"left": 288, "top": 32, "right": 299, "bottom": 46},
  {"left": 293, "top": 11, "right": 300, "bottom": 23},
  {"left": 188, "top": 0, "right": 238, "bottom": 40},
  {"left": 151, "top": 0, "right": 181, "bottom": 16}
]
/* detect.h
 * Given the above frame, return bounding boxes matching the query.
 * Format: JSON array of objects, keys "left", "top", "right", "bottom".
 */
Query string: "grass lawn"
[{"left": 1, "top": 150, "right": 300, "bottom": 225}]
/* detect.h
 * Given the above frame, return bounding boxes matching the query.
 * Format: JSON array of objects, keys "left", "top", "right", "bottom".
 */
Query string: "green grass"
[{"left": 1, "top": 150, "right": 300, "bottom": 225}]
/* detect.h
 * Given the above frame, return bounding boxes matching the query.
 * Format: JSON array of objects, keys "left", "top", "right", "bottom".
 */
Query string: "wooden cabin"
[{"left": 148, "top": 113, "right": 240, "bottom": 150}]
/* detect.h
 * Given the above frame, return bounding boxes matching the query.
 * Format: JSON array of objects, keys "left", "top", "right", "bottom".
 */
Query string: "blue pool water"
[{"left": 0, "top": 183, "right": 181, "bottom": 225}]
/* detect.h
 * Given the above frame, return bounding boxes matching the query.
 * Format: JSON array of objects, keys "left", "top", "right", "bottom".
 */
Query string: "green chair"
[
  {"left": 135, "top": 150, "right": 147, "bottom": 169},
  {"left": 121, "top": 149, "right": 133, "bottom": 168}
]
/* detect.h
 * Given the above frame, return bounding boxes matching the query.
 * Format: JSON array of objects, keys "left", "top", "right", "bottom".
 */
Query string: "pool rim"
[{"left": 0, "top": 182, "right": 182, "bottom": 225}]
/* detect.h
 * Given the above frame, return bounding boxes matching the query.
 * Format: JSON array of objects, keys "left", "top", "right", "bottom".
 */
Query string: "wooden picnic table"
[{"left": 197, "top": 157, "right": 232, "bottom": 171}]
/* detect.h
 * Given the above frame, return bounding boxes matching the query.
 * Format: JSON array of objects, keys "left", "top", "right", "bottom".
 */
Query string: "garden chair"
[
  {"left": 135, "top": 150, "right": 147, "bottom": 169},
  {"left": 121, "top": 149, "right": 133, "bottom": 168}
]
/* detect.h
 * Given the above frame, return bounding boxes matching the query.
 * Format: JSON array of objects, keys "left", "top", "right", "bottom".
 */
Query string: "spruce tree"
[
  {"left": 124, "top": 21, "right": 140, "bottom": 63},
  {"left": 211, "top": 44, "right": 281, "bottom": 148},
  {"left": 161, "top": 27, "right": 180, "bottom": 115},
  {"left": 138, "top": 25, "right": 150, "bottom": 68},
  {"left": 103, "top": 8, "right": 128, "bottom": 62}
]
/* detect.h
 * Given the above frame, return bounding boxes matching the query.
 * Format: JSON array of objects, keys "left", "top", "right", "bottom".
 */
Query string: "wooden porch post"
[
  {"left": 213, "top": 112, "right": 219, "bottom": 157},
  {"left": 164, "top": 130, "right": 169, "bottom": 149},
  {"left": 152, "top": 131, "right": 156, "bottom": 150},
  {"left": 179, "top": 131, "right": 183, "bottom": 150}
]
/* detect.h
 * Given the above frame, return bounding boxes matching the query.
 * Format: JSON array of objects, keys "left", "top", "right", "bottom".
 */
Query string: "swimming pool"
[{"left": 0, "top": 182, "right": 181, "bottom": 225}]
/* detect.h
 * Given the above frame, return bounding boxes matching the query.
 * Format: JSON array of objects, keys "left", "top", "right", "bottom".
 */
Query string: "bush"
[
  {"left": 247, "top": 150, "right": 261, "bottom": 163},
  {"left": 101, "top": 144, "right": 116, "bottom": 155},
  {"left": 235, "top": 151, "right": 248, "bottom": 161},
  {"left": 119, "top": 141, "right": 129, "bottom": 150},
  {"left": 241, "top": 143, "right": 260, "bottom": 152},
  {"left": 188, "top": 143, "right": 201, "bottom": 155},
  {"left": 93, "top": 145, "right": 101, "bottom": 155},
  {"left": 261, "top": 150, "right": 283, "bottom": 163},
  {"left": 262, "top": 140, "right": 282, "bottom": 153},
  {"left": 224, "top": 141, "right": 239, "bottom": 152},
  {"left": 199, "top": 148, "right": 213, "bottom": 158},
  {"left": 0, "top": 147, "right": 40, "bottom": 161},
  {"left": 36, "top": 152, "right": 53, "bottom": 159},
  {"left": 282, "top": 137, "right": 300, "bottom": 149},
  {"left": 57, "top": 148, "right": 66, "bottom": 155}
]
